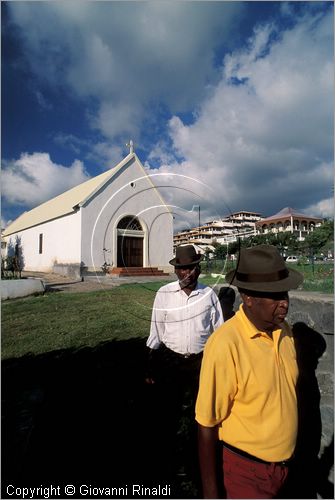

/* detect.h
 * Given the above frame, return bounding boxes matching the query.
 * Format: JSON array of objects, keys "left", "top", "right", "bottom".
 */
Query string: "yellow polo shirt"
[{"left": 195, "top": 304, "right": 298, "bottom": 462}]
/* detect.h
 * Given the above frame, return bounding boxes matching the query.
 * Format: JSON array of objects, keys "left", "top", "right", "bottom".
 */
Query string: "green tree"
[
  {"left": 214, "top": 243, "right": 228, "bottom": 260},
  {"left": 228, "top": 240, "right": 241, "bottom": 254},
  {"left": 213, "top": 220, "right": 334, "bottom": 263},
  {"left": 274, "top": 232, "right": 300, "bottom": 255},
  {"left": 3, "top": 236, "right": 25, "bottom": 279},
  {"left": 304, "top": 220, "right": 334, "bottom": 256},
  {"left": 240, "top": 233, "right": 275, "bottom": 248}
]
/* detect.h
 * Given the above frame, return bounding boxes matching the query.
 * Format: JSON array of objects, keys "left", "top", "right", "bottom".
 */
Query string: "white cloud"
[
  {"left": 87, "top": 142, "right": 124, "bottom": 169},
  {"left": 4, "top": 3, "right": 333, "bottom": 223},
  {"left": 1, "top": 216, "right": 11, "bottom": 232},
  {"left": 34, "top": 90, "right": 53, "bottom": 111},
  {"left": 53, "top": 134, "right": 124, "bottom": 169},
  {"left": 53, "top": 133, "right": 88, "bottom": 155},
  {"left": 148, "top": 7, "right": 333, "bottom": 220},
  {"left": 2, "top": 153, "right": 90, "bottom": 208},
  {"left": 304, "top": 198, "right": 334, "bottom": 220},
  {"left": 8, "top": 1, "right": 243, "bottom": 141}
]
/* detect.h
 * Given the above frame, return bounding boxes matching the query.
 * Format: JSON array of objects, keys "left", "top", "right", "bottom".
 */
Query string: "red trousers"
[{"left": 223, "top": 446, "right": 289, "bottom": 499}]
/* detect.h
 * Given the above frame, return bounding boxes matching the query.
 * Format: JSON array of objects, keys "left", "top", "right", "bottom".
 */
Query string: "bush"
[{"left": 1, "top": 256, "right": 23, "bottom": 280}]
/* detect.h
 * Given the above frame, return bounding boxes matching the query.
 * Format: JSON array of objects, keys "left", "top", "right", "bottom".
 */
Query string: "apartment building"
[{"left": 173, "top": 211, "right": 262, "bottom": 248}]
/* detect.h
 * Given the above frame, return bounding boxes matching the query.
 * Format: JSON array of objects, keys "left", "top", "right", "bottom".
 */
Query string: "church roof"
[
  {"left": 256, "top": 207, "right": 323, "bottom": 225},
  {"left": 3, "top": 152, "right": 138, "bottom": 236}
]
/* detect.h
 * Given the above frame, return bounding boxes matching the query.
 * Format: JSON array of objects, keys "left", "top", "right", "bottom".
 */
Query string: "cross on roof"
[{"left": 126, "top": 140, "right": 134, "bottom": 154}]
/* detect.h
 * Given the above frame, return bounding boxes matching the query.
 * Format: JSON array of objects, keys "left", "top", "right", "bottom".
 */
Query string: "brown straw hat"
[
  {"left": 225, "top": 244, "right": 303, "bottom": 292},
  {"left": 169, "top": 245, "right": 204, "bottom": 268}
]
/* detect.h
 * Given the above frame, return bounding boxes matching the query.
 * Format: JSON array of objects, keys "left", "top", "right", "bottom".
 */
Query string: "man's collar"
[
  {"left": 238, "top": 304, "right": 282, "bottom": 339},
  {"left": 176, "top": 281, "right": 206, "bottom": 295}
]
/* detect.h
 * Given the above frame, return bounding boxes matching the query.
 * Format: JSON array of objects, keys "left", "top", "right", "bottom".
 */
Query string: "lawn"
[
  {"left": 2, "top": 281, "right": 201, "bottom": 498},
  {"left": 2, "top": 263, "right": 333, "bottom": 360},
  {"left": 288, "top": 262, "right": 334, "bottom": 294},
  {"left": 1, "top": 282, "right": 164, "bottom": 360},
  {"left": 2, "top": 273, "right": 333, "bottom": 498},
  {"left": 201, "top": 260, "right": 333, "bottom": 293}
]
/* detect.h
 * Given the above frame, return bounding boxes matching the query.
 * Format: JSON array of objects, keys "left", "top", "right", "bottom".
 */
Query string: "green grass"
[
  {"left": 202, "top": 261, "right": 333, "bottom": 292},
  {"left": 1, "top": 278, "right": 228, "bottom": 360},
  {"left": 1, "top": 282, "right": 164, "bottom": 360},
  {"left": 2, "top": 264, "right": 333, "bottom": 360},
  {"left": 287, "top": 262, "right": 334, "bottom": 294}
]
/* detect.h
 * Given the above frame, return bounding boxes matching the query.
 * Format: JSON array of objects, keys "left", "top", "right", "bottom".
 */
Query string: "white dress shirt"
[{"left": 146, "top": 281, "right": 224, "bottom": 355}]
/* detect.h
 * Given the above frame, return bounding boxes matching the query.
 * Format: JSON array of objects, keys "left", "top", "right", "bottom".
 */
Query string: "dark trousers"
[
  {"left": 154, "top": 345, "right": 202, "bottom": 395},
  {"left": 149, "top": 345, "right": 203, "bottom": 489}
]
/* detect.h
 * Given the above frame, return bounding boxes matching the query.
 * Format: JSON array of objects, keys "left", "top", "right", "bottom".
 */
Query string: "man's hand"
[
  {"left": 145, "top": 348, "right": 158, "bottom": 385},
  {"left": 145, "top": 377, "right": 155, "bottom": 385}
]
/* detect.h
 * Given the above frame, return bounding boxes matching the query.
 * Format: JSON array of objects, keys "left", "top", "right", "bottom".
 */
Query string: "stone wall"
[
  {"left": 53, "top": 263, "right": 82, "bottom": 279},
  {"left": 287, "top": 292, "right": 333, "bottom": 462},
  {"left": 1, "top": 278, "right": 45, "bottom": 300}
]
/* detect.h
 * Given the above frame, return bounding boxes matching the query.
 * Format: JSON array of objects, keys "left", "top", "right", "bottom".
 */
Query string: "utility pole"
[{"left": 190, "top": 205, "right": 201, "bottom": 240}]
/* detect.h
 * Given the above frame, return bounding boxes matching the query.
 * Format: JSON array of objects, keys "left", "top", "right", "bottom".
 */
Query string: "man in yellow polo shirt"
[{"left": 196, "top": 244, "right": 304, "bottom": 499}]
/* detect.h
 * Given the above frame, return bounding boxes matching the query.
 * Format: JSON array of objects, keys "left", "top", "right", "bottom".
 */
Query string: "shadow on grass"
[{"left": 2, "top": 338, "right": 199, "bottom": 498}]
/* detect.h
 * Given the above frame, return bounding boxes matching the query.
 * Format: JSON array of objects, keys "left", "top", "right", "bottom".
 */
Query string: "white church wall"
[
  {"left": 80, "top": 157, "right": 173, "bottom": 272},
  {"left": 146, "top": 209, "right": 174, "bottom": 272},
  {"left": 5, "top": 211, "right": 81, "bottom": 273}
]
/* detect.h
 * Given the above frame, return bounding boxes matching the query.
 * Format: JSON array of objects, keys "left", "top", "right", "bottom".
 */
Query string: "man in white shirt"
[
  {"left": 145, "top": 245, "right": 223, "bottom": 488},
  {"left": 146, "top": 245, "right": 223, "bottom": 382}
]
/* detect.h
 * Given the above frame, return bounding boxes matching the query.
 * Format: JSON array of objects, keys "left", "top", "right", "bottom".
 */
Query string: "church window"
[
  {"left": 117, "top": 216, "right": 142, "bottom": 231},
  {"left": 39, "top": 234, "right": 43, "bottom": 254}
]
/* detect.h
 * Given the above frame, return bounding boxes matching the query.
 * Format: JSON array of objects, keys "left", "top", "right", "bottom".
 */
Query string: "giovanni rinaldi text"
[{"left": 6, "top": 483, "right": 172, "bottom": 498}]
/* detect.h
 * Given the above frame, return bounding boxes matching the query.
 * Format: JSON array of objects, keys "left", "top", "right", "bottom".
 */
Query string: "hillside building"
[
  {"left": 173, "top": 211, "right": 262, "bottom": 248},
  {"left": 255, "top": 207, "right": 323, "bottom": 241}
]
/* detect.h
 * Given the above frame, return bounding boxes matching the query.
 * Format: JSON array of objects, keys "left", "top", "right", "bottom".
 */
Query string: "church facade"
[{"left": 3, "top": 150, "right": 174, "bottom": 277}]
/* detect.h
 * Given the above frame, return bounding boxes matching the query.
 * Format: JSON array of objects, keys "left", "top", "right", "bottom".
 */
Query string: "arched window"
[{"left": 117, "top": 216, "right": 142, "bottom": 231}]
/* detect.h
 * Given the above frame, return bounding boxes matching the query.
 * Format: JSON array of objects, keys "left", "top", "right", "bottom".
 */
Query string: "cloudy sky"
[{"left": 2, "top": 1, "right": 333, "bottom": 231}]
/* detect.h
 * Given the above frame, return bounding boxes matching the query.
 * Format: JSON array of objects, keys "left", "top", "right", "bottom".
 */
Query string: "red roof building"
[{"left": 256, "top": 207, "right": 323, "bottom": 241}]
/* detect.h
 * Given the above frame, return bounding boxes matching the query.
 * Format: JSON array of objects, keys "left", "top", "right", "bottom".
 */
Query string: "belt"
[
  {"left": 160, "top": 345, "right": 202, "bottom": 360},
  {"left": 222, "top": 442, "right": 292, "bottom": 467},
  {"left": 177, "top": 352, "right": 202, "bottom": 359}
]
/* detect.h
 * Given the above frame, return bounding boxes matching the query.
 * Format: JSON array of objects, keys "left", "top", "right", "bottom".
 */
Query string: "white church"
[{"left": 3, "top": 144, "right": 174, "bottom": 277}]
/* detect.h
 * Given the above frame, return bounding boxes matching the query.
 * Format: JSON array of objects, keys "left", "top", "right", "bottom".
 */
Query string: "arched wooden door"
[{"left": 117, "top": 216, "right": 144, "bottom": 267}]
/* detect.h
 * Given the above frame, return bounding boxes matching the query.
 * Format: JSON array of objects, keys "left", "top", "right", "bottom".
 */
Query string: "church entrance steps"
[{"left": 109, "top": 267, "right": 169, "bottom": 277}]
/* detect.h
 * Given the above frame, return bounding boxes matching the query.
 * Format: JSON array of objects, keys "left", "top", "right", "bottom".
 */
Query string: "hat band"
[{"left": 236, "top": 269, "right": 289, "bottom": 283}]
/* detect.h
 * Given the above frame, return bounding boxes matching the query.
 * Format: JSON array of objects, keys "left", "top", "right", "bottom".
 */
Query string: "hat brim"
[
  {"left": 169, "top": 255, "right": 204, "bottom": 268},
  {"left": 225, "top": 267, "right": 303, "bottom": 292}
]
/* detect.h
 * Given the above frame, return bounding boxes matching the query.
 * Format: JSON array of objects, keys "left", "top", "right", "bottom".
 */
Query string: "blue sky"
[{"left": 2, "top": 1, "right": 333, "bottom": 230}]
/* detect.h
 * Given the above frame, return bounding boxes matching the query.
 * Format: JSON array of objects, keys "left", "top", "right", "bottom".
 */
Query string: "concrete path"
[{"left": 21, "top": 270, "right": 175, "bottom": 293}]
